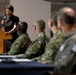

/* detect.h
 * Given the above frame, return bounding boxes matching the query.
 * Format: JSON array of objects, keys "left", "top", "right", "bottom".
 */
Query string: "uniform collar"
[
  {"left": 34, "top": 32, "right": 45, "bottom": 41},
  {"left": 37, "top": 32, "right": 45, "bottom": 38},
  {"left": 64, "top": 30, "right": 76, "bottom": 39},
  {"left": 32, "top": 32, "right": 45, "bottom": 42},
  {"left": 54, "top": 30, "right": 61, "bottom": 35}
]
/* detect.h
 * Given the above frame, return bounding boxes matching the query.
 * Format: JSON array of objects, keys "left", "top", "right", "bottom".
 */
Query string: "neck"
[
  {"left": 18, "top": 32, "right": 26, "bottom": 36},
  {"left": 36, "top": 31, "right": 44, "bottom": 36},
  {"left": 36, "top": 29, "right": 44, "bottom": 36},
  {"left": 63, "top": 24, "right": 75, "bottom": 36},
  {"left": 52, "top": 27, "right": 58, "bottom": 34},
  {"left": 8, "top": 14, "right": 13, "bottom": 17}
]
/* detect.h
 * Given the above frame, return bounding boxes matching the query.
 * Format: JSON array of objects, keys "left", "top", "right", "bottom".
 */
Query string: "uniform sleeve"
[
  {"left": 41, "top": 36, "right": 63, "bottom": 63},
  {"left": 23, "top": 40, "right": 45, "bottom": 59},
  {"left": 14, "top": 16, "right": 20, "bottom": 25},
  {"left": 54, "top": 41, "right": 76, "bottom": 74},
  {"left": 31, "top": 55, "right": 42, "bottom": 61},
  {"left": 8, "top": 36, "right": 24, "bottom": 55}
]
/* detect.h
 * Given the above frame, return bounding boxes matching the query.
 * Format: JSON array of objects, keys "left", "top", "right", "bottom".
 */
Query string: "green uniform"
[
  {"left": 54, "top": 30, "right": 76, "bottom": 74},
  {"left": 17, "top": 32, "right": 49, "bottom": 59},
  {"left": 8, "top": 34, "right": 31, "bottom": 55},
  {"left": 33, "top": 30, "right": 64, "bottom": 63}
]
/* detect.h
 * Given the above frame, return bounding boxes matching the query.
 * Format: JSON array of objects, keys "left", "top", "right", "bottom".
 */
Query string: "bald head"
[
  {"left": 63, "top": 7, "right": 75, "bottom": 17},
  {"left": 58, "top": 7, "right": 76, "bottom": 25}
]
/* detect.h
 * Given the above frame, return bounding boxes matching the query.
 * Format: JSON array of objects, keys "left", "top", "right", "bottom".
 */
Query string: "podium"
[{"left": 0, "top": 30, "right": 12, "bottom": 53}]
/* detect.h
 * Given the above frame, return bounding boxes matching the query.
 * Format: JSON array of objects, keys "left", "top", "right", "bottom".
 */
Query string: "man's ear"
[
  {"left": 34, "top": 25, "right": 36, "bottom": 30},
  {"left": 60, "top": 19, "right": 64, "bottom": 26},
  {"left": 50, "top": 21, "right": 53, "bottom": 27}
]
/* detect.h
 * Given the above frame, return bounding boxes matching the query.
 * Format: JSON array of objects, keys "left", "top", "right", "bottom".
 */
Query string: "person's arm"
[
  {"left": 8, "top": 35, "right": 31, "bottom": 55},
  {"left": 6, "top": 16, "right": 19, "bottom": 34},
  {"left": 1, "top": 20, "right": 6, "bottom": 25},
  {"left": 54, "top": 42, "right": 76, "bottom": 74},
  {"left": 8, "top": 37, "right": 22, "bottom": 55},
  {"left": 6, "top": 24, "right": 17, "bottom": 34},
  {"left": 40, "top": 33, "right": 63, "bottom": 64},
  {"left": 22, "top": 40, "right": 45, "bottom": 59}
]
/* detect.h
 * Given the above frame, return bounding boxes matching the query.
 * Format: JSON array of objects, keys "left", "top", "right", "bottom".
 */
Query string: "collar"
[
  {"left": 34, "top": 32, "right": 45, "bottom": 41},
  {"left": 37, "top": 32, "right": 45, "bottom": 38},
  {"left": 54, "top": 30, "right": 61, "bottom": 35},
  {"left": 64, "top": 30, "right": 76, "bottom": 40}
]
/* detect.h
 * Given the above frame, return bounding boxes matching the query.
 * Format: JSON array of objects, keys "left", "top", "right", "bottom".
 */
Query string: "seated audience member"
[
  {"left": 16, "top": 19, "right": 49, "bottom": 59},
  {"left": 54, "top": 7, "right": 76, "bottom": 74},
  {"left": 7, "top": 21, "right": 31, "bottom": 55},
  {"left": 32, "top": 12, "right": 64, "bottom": 64}
]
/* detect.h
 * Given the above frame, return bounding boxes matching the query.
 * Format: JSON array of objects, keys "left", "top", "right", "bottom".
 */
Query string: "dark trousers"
[{"left": 5, "top": 40, "right": 12, "bottom": 52}]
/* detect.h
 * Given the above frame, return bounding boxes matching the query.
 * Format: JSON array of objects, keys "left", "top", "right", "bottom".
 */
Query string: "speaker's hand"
[{"left": 1, "top": 20, "right": 6, "bottom": 25}]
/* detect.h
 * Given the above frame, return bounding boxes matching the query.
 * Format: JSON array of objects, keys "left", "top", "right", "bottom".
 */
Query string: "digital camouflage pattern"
[
  {"left": 8, "top": 34, "right": 31, "bottom": 55},
  {"left": 32, "top": 30, "right": 64, "bottom": 63},
  {"left": 54, "top": 30, "right": 76, "bottom": 74},
  {"left": 17, "top": 32, "right": 49, "bottom": 59}
]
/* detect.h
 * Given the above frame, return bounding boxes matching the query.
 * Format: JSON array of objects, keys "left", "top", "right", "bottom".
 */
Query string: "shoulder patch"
[
  {"left": 32, "top": 46, "right": 37, "bottom": 51},
  {"left": 38, "top": 41, "right": 41, "bottom": 44},
  {"left": 71, "top": 43, "right": 76, "bottom": 52},
  {"left": 15, "top": 45, "right": 19, "bottom": 48},
  {"left": 59, "top": 44, "right": 65, "bottom": 52}
]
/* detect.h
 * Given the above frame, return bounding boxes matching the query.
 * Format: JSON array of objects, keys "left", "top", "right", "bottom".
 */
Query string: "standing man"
[
  {"left": 54, "top": 7, "right": 76, "bottom": 74},
  {"left": 17, "top": 19, "right": 49, "bottom": 59},
  {"left": 1, "top": 5, "right": 20, "bottom": 52}
]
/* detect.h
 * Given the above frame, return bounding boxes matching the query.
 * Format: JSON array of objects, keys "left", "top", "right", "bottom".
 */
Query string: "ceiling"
[{"left": 44, "top": 0, "right": 76, "bottom": 3}]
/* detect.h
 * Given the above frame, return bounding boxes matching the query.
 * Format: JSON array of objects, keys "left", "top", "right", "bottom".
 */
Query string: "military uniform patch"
[
  {"left": 15, "top": 45, "right": 18, "bottom": 48},
  {"left": 32, "top": 42, "right": 40, "bottom": 50},
  {"left": 38, "top": 41, "right": 41, "bottom": 44},
  {"left": 71, "top": 44, "right": 76, "bottom": 52},
  {"left": 33, "top": 46, "right": 37, "bottom": 51},
  {"left": 62, "top": 54, "right": 66, "bottom": 59},
  {"left": 59, "top": 44, "right": 65, "bottom": 52}
]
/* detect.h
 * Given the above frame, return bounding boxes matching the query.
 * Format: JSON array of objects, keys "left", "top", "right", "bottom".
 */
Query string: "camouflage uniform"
[
  {"left": 32, "top": 30, "right": 64, "bottom": 63},
  {"left": 54, "top": 30, "right": 76, "bottom": 74},
  {"left": 17, "top": 32, "right": 49, "bottom": 59},
  {"left": 8, "top": 34, "right": 31, "bottom": 55}
]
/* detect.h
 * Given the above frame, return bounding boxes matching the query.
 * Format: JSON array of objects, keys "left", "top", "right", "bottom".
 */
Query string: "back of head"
[
  {"left": 6, "top": 5, "right": 14, "bottom": 13},
  {"left": 36, "top": 19, "right": 45, "bottom": 31},
  {"left": 17, "top": 21, "right": 28, "bottom": 35},
  {"left": 50, "top": 12, "right": 58, "bottom": 27},
  {"left": 58, "top": 7, "right": 75, "bottom": 25}
]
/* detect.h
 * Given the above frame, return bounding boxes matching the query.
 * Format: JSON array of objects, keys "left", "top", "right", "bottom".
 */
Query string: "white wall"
[
  {"left": 51, "top": 3, "right": 76, "bottom": 12},
  {"left": 10, "top": 0, "right": 51, "bottom": 40}
]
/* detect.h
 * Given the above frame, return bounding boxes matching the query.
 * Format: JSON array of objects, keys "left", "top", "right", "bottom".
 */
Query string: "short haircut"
[
  {"left": 36, "top": 19, "right": 45, "bottom": 30},
  {"left": 50, "top": 12, "right": 57, "bottom": 27},
  {"left": 6, "top": 5, "right": 14, "bottom": 12},
  {"left": 17, "top": 21, "right": 28, "bottom": 33},
  {"left": 58, "top": 8, "right": 75, "bottom": 25}
]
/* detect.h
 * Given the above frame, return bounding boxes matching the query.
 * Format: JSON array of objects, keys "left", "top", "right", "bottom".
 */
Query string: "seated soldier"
[
  {"left": 54, "top": 7, "right": 76, "bottom": 74},
  {"left": 16, "top": 19, "right": 49, "bottom": 59},
  {"left": 7, "top": 21, "right": 31, "bottom": 55},
  {"left": 32, "top": 12, "right": 64, "bottom": 64}
]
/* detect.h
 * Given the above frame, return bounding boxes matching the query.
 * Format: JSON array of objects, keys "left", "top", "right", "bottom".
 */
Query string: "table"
[{"left": 0, "top": 60, "right": 54, "bottom": 75}]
